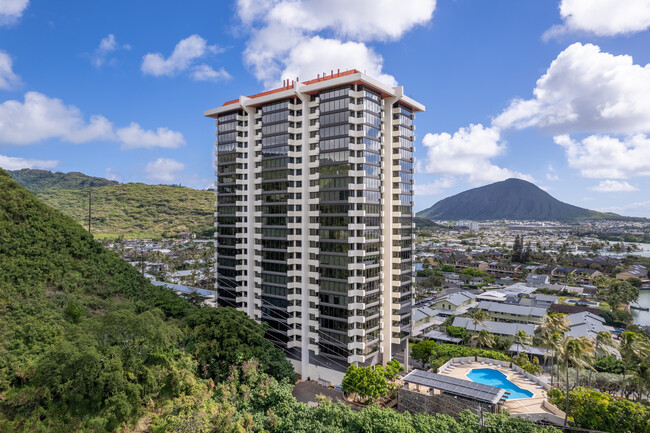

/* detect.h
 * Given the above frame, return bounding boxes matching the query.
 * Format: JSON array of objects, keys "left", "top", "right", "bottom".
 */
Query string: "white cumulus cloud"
[
  {"left": 142, "top": 35, "right": 226, "bottom": 79},
  {"left": 145, "top": 158, "right": 186, "bottom": 183},
  {"left": 414, "top": 177, "right": 456, "bottom": 196},
  {"left": 602, "top": 200, "right": 650, "bottom": 217},
  {"left": 0, "top": 154, "right": 57, "bottom": 170},
  {"left": 249, "top": 0, "right": 436, "bottom": 41},
  {"left": 0, "top": 92, "right": 185, "bottom": 149},
  {"left": 555, "top": 133, "right": 650, "bottom": 179},
  {"left": 0, "top": 0, "right": 29, "bottom": 26},
  {"left": 0, "top": 50, "right": 21, "bottom": 90},
  {"left": 0, "top": 92, "right": 114, "bottom": 145},
  {"left": 544, "top": 0, "right": 650, "bottom": 39},
  {"left": 116, "top": 122, "right": 186, "bottom": 150},
  {"left": 421, "top": 124, "right": 533, "bottom": 185},
  {"left": 494, "top": 43, "right": 650, "bottom": 135},
  {"left": 237, "top": 0, "right": 435, "bottom": 87},
  {"left": 591, "top": 180, "right": 639, "bottom": 192},
  {"left": 191, "top": 65, "right": 232, "bottom": 82},
  {"left": 91, "top": 34, "right": 130, "bottom": 67},
  {"left": 282, "top": 37, "right": 397, "bottom": 87},
  {"left": 546, "top": 172, "right": 559, "bottom": 181}
]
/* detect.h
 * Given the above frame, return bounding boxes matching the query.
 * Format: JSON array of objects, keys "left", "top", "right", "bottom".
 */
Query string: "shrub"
[
  {"left": 548, "top": 387, "right": 650, "bottom": 433},
  {"left": 594, "top": 355, "right": 625, "bottom": 374}
]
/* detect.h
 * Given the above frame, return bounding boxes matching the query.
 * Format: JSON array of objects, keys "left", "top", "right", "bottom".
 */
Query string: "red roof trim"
[{"left": 220, "top": 69, "right": 362, "bottom": 106}]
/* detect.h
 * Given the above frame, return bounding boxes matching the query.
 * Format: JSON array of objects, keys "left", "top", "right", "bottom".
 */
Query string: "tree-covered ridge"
[
  {"left": 0, "top": 168, "right": 290, "bottom": 431},
  {"left": 8, "top": 168, "right": 119, "bottom": 192}
]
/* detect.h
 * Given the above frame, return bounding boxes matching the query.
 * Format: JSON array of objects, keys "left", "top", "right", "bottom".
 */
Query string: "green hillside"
[
  {"left": 35, "top": 183, "right": 215, "bottom": 239},
  {"left": 8, "top": 168, "right": 119, "bottom": 191},
  {"left": 7, "top": 169, "right": 215, "bottom": 238},
  {"left": 0, "top": 168, "right": 293, "bottom": 431}
]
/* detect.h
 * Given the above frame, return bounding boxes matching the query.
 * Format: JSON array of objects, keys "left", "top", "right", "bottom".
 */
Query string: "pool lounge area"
[{"left": 435, "top": 356, "right": 566, "bottom": 425}]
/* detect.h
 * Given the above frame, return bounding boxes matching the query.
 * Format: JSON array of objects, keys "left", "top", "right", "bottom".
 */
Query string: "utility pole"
[
  {"left": 140, "top": 245, "right": 145, "bottom": 301},
  {"left": 87, "top": 188, "right": 92, "bottom": 233}
]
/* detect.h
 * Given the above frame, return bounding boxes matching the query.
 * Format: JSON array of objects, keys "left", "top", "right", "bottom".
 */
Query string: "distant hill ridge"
[
  {"left": 8, "top": 169, "right": 215, "bottom": 238},
  {"left": 8, "top": 168, "right": 119, "bottom": 191},
  {"left": 417, "top": 178, "right": 634, "bottom": 221}
]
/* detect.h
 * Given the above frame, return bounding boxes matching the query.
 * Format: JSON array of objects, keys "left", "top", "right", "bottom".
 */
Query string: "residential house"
[
  {"left": 412, "top": 306, "right": 443, "bottom": 337},
  {"left": 431, "top": 292, "right": 476, "bottom": 312},
  {"left": 526, "top": 274, "right": 550, "bottom": 286},
  {"left": 487, "top": 261, "right": 523, "bottom": 279},
  {"left": 566, "top": 312, "right": 617, "bottom": 357},
  {"left": 616, "top": 265, "right": 648, "bottom": 281},
  {"left": 528, "top": 293, "right": 558, "bottom": 309},
  {"left": 451, "top": 317, "right": 536, "bottom": 338},
  {"left": 477, "top": 301, "right": 547, "bottom": 324}
]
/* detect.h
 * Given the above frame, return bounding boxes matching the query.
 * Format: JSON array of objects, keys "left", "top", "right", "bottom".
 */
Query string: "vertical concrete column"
[
  {"left": 296, "top": 87, "right": 310, "bottom": 379},
  {"left": 381, "top": 95, "right": 397, "bottom": 365},
  {"left": 243, "top": 104, "right": 257, "bottom": 318}
]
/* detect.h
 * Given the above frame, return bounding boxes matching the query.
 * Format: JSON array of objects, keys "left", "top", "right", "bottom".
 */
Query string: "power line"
[{"left": 87, "top": 188, "right": 92, "bottom": 233}]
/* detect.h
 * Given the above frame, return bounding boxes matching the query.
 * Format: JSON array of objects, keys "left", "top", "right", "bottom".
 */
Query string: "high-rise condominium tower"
[{"left": 205, "top": 70, "right": 424, "bottom": 383}]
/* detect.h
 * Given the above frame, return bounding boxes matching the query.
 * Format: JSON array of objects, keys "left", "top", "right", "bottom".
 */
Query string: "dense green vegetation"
[
  {"left": 548, "top": 387, "right": 650, "bottom": 433},
  {"left": 0, "top": 169, "right": 289, "bottom": 431},
  {"left": 8, "top": 168, "right": 119, "bottom": 191},
  {"left": 0, "top": 169, "right": 559, "bottom": 432},
  {"left": 409, "top": 341, "right": 541, "bottom": 375},
  {"left": 8, "top": 168, "right": 215, "bottom": 238},
  {"left": 417, "top": 178, "right": 634, "bottom": 221}
]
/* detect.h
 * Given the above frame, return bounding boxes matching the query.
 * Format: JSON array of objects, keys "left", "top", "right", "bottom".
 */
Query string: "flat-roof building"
[{"left": 205, "top": 70, "right": 424, "bottom": 383}]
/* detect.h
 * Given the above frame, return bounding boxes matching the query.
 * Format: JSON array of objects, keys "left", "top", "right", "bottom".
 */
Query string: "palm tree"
[
  {"left": 564, "top": 272, "right": 576, "bottom": 286},
  {"left": 619, "top": 332, "right": 650, "bottom": 377},
  {"left": 605, "top": 279, "right": 639, "bottom": 312},
  {"left": 588, "top": 331, "right": 617, "bottom": 388},
  {"left": 557, "top": 336, "right": 596, "bottom": 428},
  {"left": 468, "top": 309, "right": 489, "bottom": 345},
  {"left": 471, "top": 329, "right": 495, "bottom": 353},
  {"left": 592, "top": 274, "right": 609, "bottom": 287},
  {"left": 540, "top": 313, "right": 569, "bottom": 385},
  {"left": 513, "top": 330, "right": 531, "bottom": 359}
]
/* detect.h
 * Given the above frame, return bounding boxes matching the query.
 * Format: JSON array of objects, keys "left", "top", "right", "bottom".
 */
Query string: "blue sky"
[{"left": 1, "top": 0, "right": 650, "bottom": 216}]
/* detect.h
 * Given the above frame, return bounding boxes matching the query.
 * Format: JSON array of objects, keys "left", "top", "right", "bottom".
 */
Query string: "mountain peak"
[{"left": 417, "top": 179, "right": 622, "bottom": 221}]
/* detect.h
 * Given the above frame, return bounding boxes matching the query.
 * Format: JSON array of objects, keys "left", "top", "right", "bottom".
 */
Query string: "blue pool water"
[{"left": 466, "top": 368, "right": 533, "bottom": 399}]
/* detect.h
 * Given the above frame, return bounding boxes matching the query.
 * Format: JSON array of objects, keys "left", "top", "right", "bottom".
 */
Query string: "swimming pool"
[{"left": 466, "top": 368, "right": 533, "bottom": 399}]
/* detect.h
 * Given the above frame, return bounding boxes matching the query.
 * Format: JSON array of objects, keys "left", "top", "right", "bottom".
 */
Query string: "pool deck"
[{"left": 436, "top": 357, "right": 565, "bottom": 423}]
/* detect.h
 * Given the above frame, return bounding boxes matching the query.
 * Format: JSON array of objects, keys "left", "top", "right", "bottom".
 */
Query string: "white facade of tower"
[{"left": 205, "top": 70, "right": 424, "bottom": 384}]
